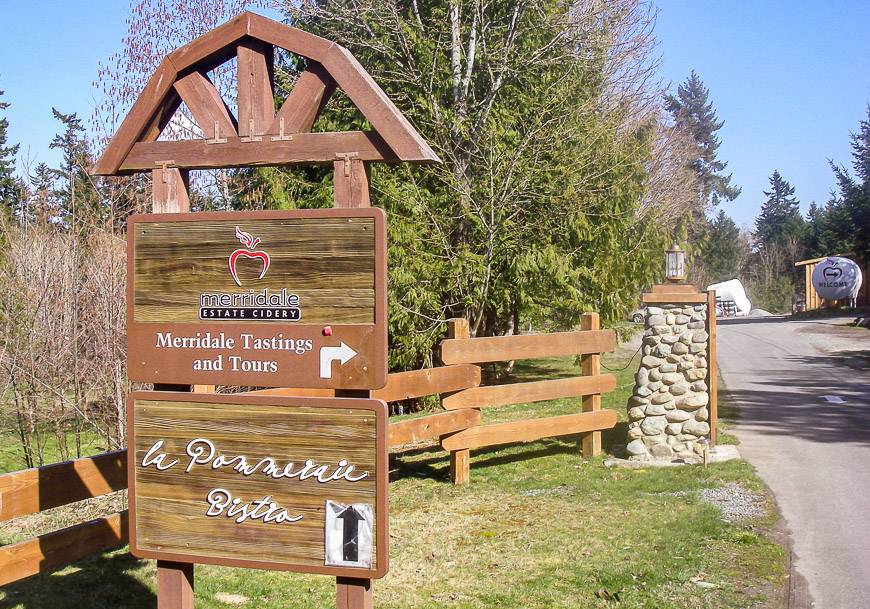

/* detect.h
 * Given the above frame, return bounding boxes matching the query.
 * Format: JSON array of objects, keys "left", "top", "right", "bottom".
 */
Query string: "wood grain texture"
[
  {"left": 388, "top": 410, "right": 481, "bottom": 447},
  {"left": 441, "top": 410, "right": 618, "bottom": 452},
  {"left": 320, "top": 44, "right": 440, "bottom": 163},
  {"left": 157, "top": 561, "right": 194, "bottom": 609},
  {"left": 641, "top": 292, "right": 707, "bottom": 304},
  {"left": 237, "top": 39, "right": 274, "bottom": 136},
  {"left": 119, "top": 131, "right": 400, "bottom": 172},
  {"left": 92, "top": 58, "right": 179, "bottom": 174},
  {"left": 0, "top": 450, "right": 127, "bottom": 522},
  {"left": 132, "top": 214, "right": 376, "bottom": 324},
  {"left": 173, "top": 71, "right": 238, "bottom": 139},
  {"left": 151, "top": 168, "right": 190, "bottom": 214},
  {"left": 336, "top": 577, "right": 373, "bottom": 609},
  {"left": 706, "top": 290, "right": 718, "bottom": 446},
  {"left": 441, "top": 374, "right": 615, "bottom": 410},
  {"left": 0, "top": 512, "right": 128, "bottom": 586},
  {"left": 440, "top": 329, "right": 616, "bottom": 364},
  {"left": 373, "top": 364, "right": 480, "bottom": 403},
  {"left": 580, "top": 312, "right": 602, "bottom": 458},
  {"left": 333, "top": 158, "right": 371, "bottom": 208},
  {"left": 445, "top": 319, "right": 473, "bottom": 486},
  {"left": 651, "top": 284, "right": 699, "bottom": 293},
  {"left": 271, "top": 62, "right": 335, "bottom": 134},
  {"left": 129, "top": 392, "right": 388, "bottom": 578}
]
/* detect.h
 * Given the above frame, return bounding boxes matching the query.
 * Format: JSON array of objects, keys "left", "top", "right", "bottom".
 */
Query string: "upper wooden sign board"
[
  {"left": 127, "top": 208, "right": 387, "bottom": 389},
  {"left": 128, "top": 392, "right": 388, "bottom": 578}
]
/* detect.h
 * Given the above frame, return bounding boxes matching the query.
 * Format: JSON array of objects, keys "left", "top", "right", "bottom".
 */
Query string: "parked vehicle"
[{"left": 629, "top": 307, "right": 646, "bottom": 323}]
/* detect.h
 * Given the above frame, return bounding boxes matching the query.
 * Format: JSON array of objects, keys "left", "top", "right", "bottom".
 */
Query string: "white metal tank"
[{"left": 811, "top": 257, "right": 863, "bottom": 305}]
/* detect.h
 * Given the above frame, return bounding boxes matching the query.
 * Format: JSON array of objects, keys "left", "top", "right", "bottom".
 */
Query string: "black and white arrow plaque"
[{"left": 325, "top": 500, "right": 374, "bottom": 568}]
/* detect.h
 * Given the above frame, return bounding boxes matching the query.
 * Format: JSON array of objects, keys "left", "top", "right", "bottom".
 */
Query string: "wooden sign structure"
[
  {"left": 128, "top": 209, "right": 387, "bottom": 389},
  {"left": 128, "top": 392, "right": 388, "bottom": 577},
  {"left": 94, "top": 12, "right": 439, "bottom": 609}
]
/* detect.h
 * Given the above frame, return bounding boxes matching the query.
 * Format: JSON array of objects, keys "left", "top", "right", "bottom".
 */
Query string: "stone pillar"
[{"left": 626, "top": 303, "right": 710, "bottom": 460}]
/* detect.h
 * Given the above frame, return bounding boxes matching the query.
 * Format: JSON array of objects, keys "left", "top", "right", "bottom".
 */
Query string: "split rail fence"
[{"left": 0, "top": 315, "right": 617, "bottom": 586}]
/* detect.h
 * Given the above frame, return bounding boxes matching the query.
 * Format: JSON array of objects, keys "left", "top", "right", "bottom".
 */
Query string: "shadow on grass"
[
  {"left": 0, "top": 552, "right": 153, "bottom": 609},
  {"left": 389, "top": 425, "right": 629, "bottom": 484}
]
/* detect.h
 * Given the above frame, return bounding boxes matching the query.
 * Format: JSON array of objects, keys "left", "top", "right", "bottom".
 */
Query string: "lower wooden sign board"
[
  {"left": 127, "top": 208, "right": 387, "bottom": 389},
  {"left": 127, "top": 391, "right": 389, "bottom": 578}
]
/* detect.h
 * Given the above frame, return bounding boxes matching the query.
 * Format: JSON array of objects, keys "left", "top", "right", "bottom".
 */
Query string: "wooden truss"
[{"left": 92, "top": 11, "right": 439, "bottom": 176}]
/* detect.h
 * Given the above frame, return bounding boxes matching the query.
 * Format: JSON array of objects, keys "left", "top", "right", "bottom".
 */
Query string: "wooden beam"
[
  {"left": 237, "top": 38, "right": 275, "bottom": 137},
  {"left": 336, "top": 577, "right": 373, "bottom": 609},
  {"left": 158, "top": 561, "right": 194, "bottom": 609},
  {"left": 246, "top": 11, "right": 335, "bottom": 63},
  {"left": 151, "top": 167, "right": 190, "bottom": 214},
  {"left": 244, "top": 386, "right": 335, "bottom": 398},
  {"left": 641, "top": 292, "right": 708, "bottom": 304},
  {"left": 92, "top": 58, "right": 179, "bottom": 175},
  {"left": 445, "top": 319, "right": 473, "bottom": 486},
  {"left": 168, "top": 12, "right": 249, "bottom": 75},
  {"left": 651, "top": 284, "right": 699, "bottom": 293},
  {"left": 173, "top": 71, "right": 238, "bottom": 139},
  {"left": 706, "top": 290, "right": 718, "bottom": 446},
  {"left": 374, "top": 364, "right": 480, "bottom": 403},
  {"left": 442, "top": 374, "right": 616, "bottom": 410},
  {"left": 580, "top": 312, "right": 602, "bottom": 458},
  {"left": 440, "top": 329, "right": 616, "bottom": 365},
  {"left": 141, "top": 88, "right": 182, "bottom": 143},
  {"left": 333, "top": 157, "right": 371, "bottom": 207},
  {"left": 0, "top": 512, "right": 128, "bottom": 586},
  {"left": 270, "top": 62, "right": 336, "bottom": 134},
  {"left": 441, "top": 410, "right": 618, "bottom": 452},
  {"left": 389, "top": 410, "right": 481, "bottom": 447},
  {"left": 0, "top": 451, "right": 127, "bottom": 522},
  {"left": 321, "top": 44, "right": 440, "bottom": 163},
  {"left": 118, "top": 131, "right": 404, "bottom": 173}
]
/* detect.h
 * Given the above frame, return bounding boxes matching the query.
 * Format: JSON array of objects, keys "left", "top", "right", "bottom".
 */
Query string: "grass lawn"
[{"left": 0, "top": 341, "right": 787, "bottom": 609}]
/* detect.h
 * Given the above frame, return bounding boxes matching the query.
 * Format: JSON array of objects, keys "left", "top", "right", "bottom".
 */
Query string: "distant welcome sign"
[
  {"left": 127, "top": 208, "right": 387, "bottom": 389},
  {"left": 128, "top": 392, "right": 389, "bottom": 578}
]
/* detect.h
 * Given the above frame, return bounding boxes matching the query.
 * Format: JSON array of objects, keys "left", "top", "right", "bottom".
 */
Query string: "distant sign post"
[
  {"left": 127, "top": 208, "right": 387, "bottom": 390},
  {"left": 128, "top": 392, "right": 388, "bottom": 577}
]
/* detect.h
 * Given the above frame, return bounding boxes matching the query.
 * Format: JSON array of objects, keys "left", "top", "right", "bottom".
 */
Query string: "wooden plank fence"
[{"left": 0, "top": 315, "right": 618, "bottom": 585}]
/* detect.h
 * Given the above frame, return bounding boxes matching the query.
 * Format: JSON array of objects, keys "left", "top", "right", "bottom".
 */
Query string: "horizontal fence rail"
[{"left": 0, "top": 314, "right": 619, "bottom": 585}]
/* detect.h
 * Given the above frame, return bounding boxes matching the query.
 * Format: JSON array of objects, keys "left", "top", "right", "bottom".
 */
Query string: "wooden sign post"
[{"left": 93, "top": 12, "right": 439, "bottom": 609}]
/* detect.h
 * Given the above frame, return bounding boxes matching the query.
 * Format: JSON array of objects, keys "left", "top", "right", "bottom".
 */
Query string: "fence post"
[
  {"left": 580, "top": 312, "right": 602, "bottom": 458},
  {"left": 447, "top": 318, "right": 472, "bottom": 485},
  {"left": 706, "top": 290, "right": 718, "bottom": 446}
]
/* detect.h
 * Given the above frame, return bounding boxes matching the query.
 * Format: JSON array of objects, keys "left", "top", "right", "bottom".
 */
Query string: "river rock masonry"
[{"left": 626, "top": 304, "right": 710, "bottom": 460}]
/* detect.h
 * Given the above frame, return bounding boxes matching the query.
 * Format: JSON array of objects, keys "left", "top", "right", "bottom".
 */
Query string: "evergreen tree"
[
  {"left": 0, "top": 88, "right": 21, "bottom": 212},
  {"left": 665, "top": 71, "right": 741, "bottom": 208},
  {"left": 755, "top": 170, "right": 805, "bottom": 248},
  {"left": 48, "top": 108, "right": 102, "bottom": 226},
  {"left": 702, "top": 209, "right": 745, "bottom": 282},
  {"left": 830, "top": 106, "right": 870, "bottom": 263}
]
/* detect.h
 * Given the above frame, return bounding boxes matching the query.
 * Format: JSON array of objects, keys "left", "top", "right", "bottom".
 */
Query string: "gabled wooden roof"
[{"left": 93, "top": 12, "right": 439, "bottom": 175}]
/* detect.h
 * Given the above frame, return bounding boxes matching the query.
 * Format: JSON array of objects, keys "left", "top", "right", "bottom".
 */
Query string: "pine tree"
[
  {"left": 665, "top": 71, "right": 740, "bottom": 208},
  {"left": 0, "top": 88, "right": 21, "bottom": 212},
  {"left": 702, "top": 209, "right": 746, "bottom": 282},
  {"left": 755, "top": 170, "right": 804, "bottom": 248},
  {"left": 830, "top": 106, "right": 870, "bottom": 263},
  {"left": 48, "top": 108, "right": 102, "bottom": 226}
]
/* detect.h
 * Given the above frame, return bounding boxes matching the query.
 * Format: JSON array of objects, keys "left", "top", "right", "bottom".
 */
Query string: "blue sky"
[{"left": 2, "top": 1, "right": 869, "bottom": 228}]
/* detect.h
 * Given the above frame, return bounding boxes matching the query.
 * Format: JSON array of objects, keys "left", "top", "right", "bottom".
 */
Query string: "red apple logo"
[{"left": 229, "top": 226, "right": 270, "bottom": 287}]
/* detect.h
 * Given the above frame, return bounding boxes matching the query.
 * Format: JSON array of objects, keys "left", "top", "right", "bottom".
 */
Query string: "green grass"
[
  {"left": 0, "top": 429, "right": 108, "bottom": 475},
  {"left": 0, "top": 348, "right": 786, "bottom": 609}
]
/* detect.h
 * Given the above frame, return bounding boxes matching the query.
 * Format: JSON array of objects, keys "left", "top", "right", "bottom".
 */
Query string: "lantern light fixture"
[{"left": 666, "top": 244, "right": 686, "bottom": 283}]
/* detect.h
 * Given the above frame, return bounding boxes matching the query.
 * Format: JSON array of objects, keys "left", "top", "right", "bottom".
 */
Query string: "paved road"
[{"left": 717, "top": 316, "right": 870, "bottom": 609}]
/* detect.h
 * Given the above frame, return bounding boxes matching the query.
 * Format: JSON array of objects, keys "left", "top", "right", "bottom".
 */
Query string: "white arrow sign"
[{"left": 319, "top": 342, "right": 358, "bottom": 379}]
